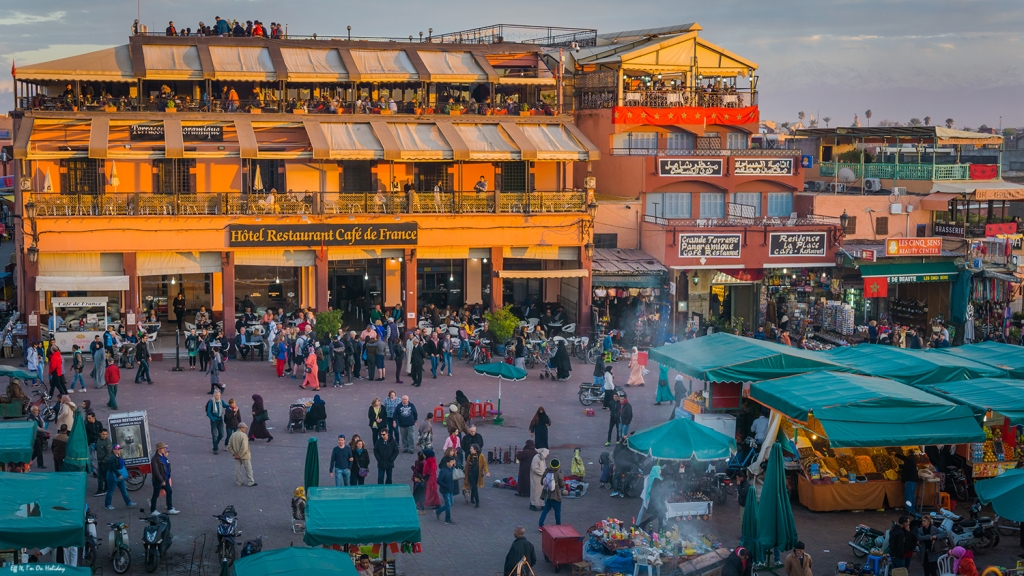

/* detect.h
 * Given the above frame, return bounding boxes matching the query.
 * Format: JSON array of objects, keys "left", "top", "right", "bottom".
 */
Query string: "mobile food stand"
[
  {"left": 303, "top": 485, "right": 421, "bottom": 575},
  {"left": 0, "top": 472, "right": 86, "bottom": 567},
  {"left": 0, "top": 422, "right": 36, "bottom": 472},
  {"left": 49, "top": 297, "right": 109, "bottom": 352},
  {"left": 929, "top": 341, "right": 1024, "bottom": 379},
  {"left": 749, "top": 372, "right": 985, "bottom": 512}
]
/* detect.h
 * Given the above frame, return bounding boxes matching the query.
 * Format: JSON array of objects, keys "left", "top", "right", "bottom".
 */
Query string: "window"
[
  {"left": 416, "top": 162, "right": 453, "bottom": 192},
  {"left": 593, "top": 233, "right": 618, "bottom": 249},
  {"left": 645, "top": 193, "right": 663, "bottom": 217},
  {"left": 875, "top": 216, "right": 889, "bottom": 235},
  {"left": 697, "top": 132, "right": 721, "bottom": 150},
  {"left": 154, "top": 159, "right": 195, "bottom": 194},
  {"left": 666, "top": 132, "right": 695, "bottom": 151},
  {"left": 699, "top": 193, "right": 725, "bottom": 219},
  {"left": 726, "top": 132, "right": 748, "bottom": 150},
  {"left": 612, "top": 132, "right": 658, "bottom": 154},
  {"left": 498, "top": 162, "right": 526, "bottom": 192},
  {"left": 60, "top": 159, "right": 104, "bottom": 194},
  {"left": 664, "top": 193, "right": 691, "bottom": 218},
  {"left": 732, "top": 193, "right": 761, "bottom": 217},
  {"left": 844, "top": 216, "right": 858, "bottom": 235},
  {"left": 341, "top": 161, "right": 373, "bottom": 192},
  {"left": 766, "top": 192, "right": 794, "bottom": 217}
]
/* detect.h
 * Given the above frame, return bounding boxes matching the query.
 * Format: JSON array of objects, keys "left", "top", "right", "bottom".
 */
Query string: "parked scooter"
[
  {"left": 848, "top": 501, "right": 923, "bottom": 558},
  {"left": 82, "top": 508, "right": 98, "bottom": 569},
  {"left": 140, "top": 507, "right": 173, "bottom": 572},
  {"left": 106, "top": 520, "right": 131, "bottom": 574},
  {"left": 214, "top": 505, "right": 240, "bottom": 565},
  {"left": 935, "top": 502, "right": 999, "bottom": 551}
]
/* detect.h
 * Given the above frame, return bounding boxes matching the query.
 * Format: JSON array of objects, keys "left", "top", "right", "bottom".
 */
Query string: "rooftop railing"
[{"left": 818, "top": 162, "right": 973, "bottom": 181}]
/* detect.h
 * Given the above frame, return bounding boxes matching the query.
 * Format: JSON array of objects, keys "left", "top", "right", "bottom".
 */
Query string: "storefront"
[
  {"left": 136, "top": 251, "right": 221, "bottom": 322},
  {"left": 35, "top": 253, "right": 127, "bottom": 329},
  {"left": 859, "top": 260, "right": 958, "bottom": 332},
  {"left": 591, "top": 249, "right": 667, "bottom": 347},
  {"left": 968, "top": 269, "right": 1019, "bottom": 342}
]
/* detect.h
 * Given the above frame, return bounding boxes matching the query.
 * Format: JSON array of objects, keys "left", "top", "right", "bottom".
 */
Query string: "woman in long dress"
[
  {"left": 551, "top": 341, "right": 572, "bottom": 380},
  {"left": 301, "top": 347, "right": 319, "bottom": 391},
  {"left": 515, "top": 440, "right": 538, "bottom": 497},
  {"left": 627, "top": 347, "right": 645, "bottom": 386},
  {"left": 655, "top": 364, "right": 675, "bottom": 405},
  {"left": 529, "top": 407, "right": 550, "bottom": 450},
  {"left": 423, "top": 449, "right": 441, "bottom": 509},
  {"left": 249, "top": 394, "right": 273, "bottom": 441},
  {"left": 529, "top": 448, "right": 549, "bottom": 511}
]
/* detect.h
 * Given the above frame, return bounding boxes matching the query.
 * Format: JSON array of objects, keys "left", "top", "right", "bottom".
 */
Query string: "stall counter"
[{"left": 797, "top": 475, "right": 939, "bottom": 512}]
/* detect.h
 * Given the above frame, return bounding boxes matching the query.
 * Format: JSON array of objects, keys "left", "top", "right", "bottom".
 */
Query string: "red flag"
[
  {"left": 863, "top": 277, "right": 888, "bottom": 298},
  {"left": 10, "top": 60, "right": 15, "bottom": 77}
]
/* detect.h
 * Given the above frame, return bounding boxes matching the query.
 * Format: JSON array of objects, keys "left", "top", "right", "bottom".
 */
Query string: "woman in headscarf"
[
  {"left": 422, "top": 448, "right": 441, "bottom": 509},
  {"left": 655, "top": 364, "right": 675, "bottom": 405},
  {"left": 515, "top": 440, "right": 538, "bottom": 497},
  {"left": 627, "top": 347, "right": 645, "bottom": 386},
  {"left": 529, "top": 407, "right": 551, "bottom": 450},
  {"left": 304, "top": 394, "right": 327, "bottom": 430},
  {"left": 455, "top": 390, "right": 472, "bottom": 425},
  {"left": 249, "top": 394, "right": 273, "bottom": 442},
  {"left": 291, "top": 487, "right": 306, "bottom": 523},
  {"left": 529, "top": 447, "right": 550, "bottom": 511},
  {"left": 949, "top": 546, "right": 977, "bottom": 576},
  {"left": 301, "top": 346, "right": 319, "bottom": 391},
  {"left": 417, "top": 414, "right": 434, "bottom": 451},
  {"left": 551, "top": 340, "right": 572, "bottom": 381}
]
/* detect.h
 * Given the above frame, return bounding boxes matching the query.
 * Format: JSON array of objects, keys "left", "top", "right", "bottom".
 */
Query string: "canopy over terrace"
[
  {"left": 0, "top": 472, "right": 87, "bottom": 549},
  {"left": 648, "top": 332, "right": 854, "bottom": 383},
  {"left": 0, "top": 421, "right": 36, "bottom": 464},
  {"left": 822, "top": 344, "right": 1007, "bottom": 386},
  {"left": 918, "top": 379, "right": 1024, "bottom": 426},
  {"left": 303, "top": 485, "right": 421, "bottom": 547},
  {"left": 929, "top": 341, "right": 1024, "bottom": 379},
  {"left": 749, "top": 372, "right": 985, "bottom": 448}
]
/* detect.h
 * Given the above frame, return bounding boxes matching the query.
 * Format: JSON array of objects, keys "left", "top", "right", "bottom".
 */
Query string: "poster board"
[{"left": 107, "top": 411, "right": 152, "bottom": 466}]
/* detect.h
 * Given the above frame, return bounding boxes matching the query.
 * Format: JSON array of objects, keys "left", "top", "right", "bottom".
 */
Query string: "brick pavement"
[{"left": 22, "top": 353, "right": 1023, "bottom": 575}]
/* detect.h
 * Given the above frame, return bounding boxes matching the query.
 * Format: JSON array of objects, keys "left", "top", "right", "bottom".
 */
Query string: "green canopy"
[
  {"left": 473, "top": 362, "right": 527, "bottom": 380},
  {"left": 628, "top": 417, "right": 736, "bottom": 461},
  {"left": 824, "top": 345, "right": 1006, "bottom": 386},
  {"left": 740, "top": 485, "right": 762, "bottom": 562},
  {"left": 930, "top": 341, "right": 1024, "bottom": 379},
  {"left": 0, "top": 472, "right": 86, "bottom": 549},
  {"left": 757, "top": 444, "right": 798, "bottom": 559},
  {"left": 233, "top": 546, "right": 358, "bottom": 576},
  {"left": 303, "top": 485, "right": 421, "bottom": 547},
  {"left": 0, "top": 421, "right": 36, "bottom": 464},
  {"left": 4, "top": 564, "right": 93, "bottom": 575},
  {"left": 61, "top": 411, "right": 90, "bottom": 473},
  {"left": 0, "top": 365, "right": 43, "bottom": 380},
  {"left": 975, "top": 469, "right": 1024, "bottom": 522},
  {"left": 918, "top": 378, "right": 1024, "bottom": 425},
  {"left": 304, "top": 437, "right": 319, "bottom": 492},
  {"left": 649, "top": 332, "right": 854, "bottom": 383},
  {"left": 750, "top": 372, "right": 985, "bottom": 448}
]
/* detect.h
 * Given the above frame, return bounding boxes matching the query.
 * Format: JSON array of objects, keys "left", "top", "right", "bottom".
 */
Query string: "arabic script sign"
[
  {"left": 658, "top": 158, "right": 723, "bottom": 177},
  {"left": 769, "top": 232, "right": 827, "bottom": 257},
  {"left": 733, "top": 158, "right": 794, "bottom": 176},
  {"left": 678, "top": 234, "right": 741, "bottom": 258}
]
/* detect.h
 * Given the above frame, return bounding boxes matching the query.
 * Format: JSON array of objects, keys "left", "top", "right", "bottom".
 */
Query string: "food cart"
[
  {"left": 49, "top": 297, "right": 109, "bottom": 352},
  {"left": 0, "top": 472, "right": 86, "bottom": 567},
  {"left": 0, "top": 422, "right": 36, "bottom": 472},
  {"left": 107, "top": 411, "right": 152, "bottom": 490}
]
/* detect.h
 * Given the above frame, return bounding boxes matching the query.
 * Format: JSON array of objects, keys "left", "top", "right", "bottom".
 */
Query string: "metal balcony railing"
[
  {"left": 818, "top": 162, "right": 972, "bottom": 181},
  {"left": 609, "top": 148, "right": 801, "bottom": 157},
  {"left": 643, "top": 214, "right": 841, "bottom": 227}
]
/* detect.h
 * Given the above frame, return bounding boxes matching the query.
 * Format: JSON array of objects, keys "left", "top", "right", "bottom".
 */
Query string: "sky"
[{"left": 2, "top": 0, "right": 1024, "bottom": 128}]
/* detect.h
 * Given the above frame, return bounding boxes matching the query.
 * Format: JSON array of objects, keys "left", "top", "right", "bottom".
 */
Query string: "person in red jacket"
[
  {"left": 104, "top": 357, "right": 121, "bottom": 410},
  {"left": 48, "top": 344, "right": 68, "bottom": 397}
]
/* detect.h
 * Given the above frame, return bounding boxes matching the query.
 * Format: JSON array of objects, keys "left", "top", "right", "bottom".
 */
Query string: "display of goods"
[
  {"left": 869, "top": 454, "right": 895, "bottom": 473},
  {"left": 798, "top": 447, "right": 816, "bottom": 459},
  {"left": 823, "top": 457, "right": 841, "bottom": 474},
  {"left": 833, "top": 448, "right": 854, "bottom": 457},
  {"left": 837, "top": 455, "right": 857, "bottom": 474},
  {"left": 883, "top": 469, "right": 899, "bottom": 481}
]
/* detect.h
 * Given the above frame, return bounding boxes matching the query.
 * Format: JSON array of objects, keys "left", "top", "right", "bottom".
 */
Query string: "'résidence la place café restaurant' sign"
[{"left": 229, "top": 224, "right": 418, "bottom": 246}]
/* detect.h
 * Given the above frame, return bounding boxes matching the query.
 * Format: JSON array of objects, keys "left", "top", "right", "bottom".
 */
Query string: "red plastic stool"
[
  {"left": 432, "top": 405, "right": 445, "bottom": 422},
  {"left": 470, "top": 403, "right": 486, "bottom": 420},
  {"left": 482, "top": 401, "right": 495, "bottom": 418}
]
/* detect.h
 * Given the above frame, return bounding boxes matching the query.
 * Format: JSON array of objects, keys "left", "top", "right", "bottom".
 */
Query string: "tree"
[
  {"left": 822, "top": 116, "right": 832, "bottom": 127},
  {"left": 313, "top": 310, "right": 343, "bottom": 342},
  {"left": 909, "top": 118, "right": 923, "bottom": 126},
  {"left": 1002, "top": 128, "right": 1017, "bottom": 139},
  {"left": 877, "top": 119, "right": 902, "bottom": 127},
  {"left": 945, "top": 118, "right": 955, "bottom": 128},
  {"left": 798, "top": 111, "right": 806, "bottom": 124},
  {"left": 979, "top": 124, "right": 990, "bottom": 132},
  {"left": 865, "top": 109, "right": 873, "bottom": 127},
  {"left": 924, "top": 116, "right": 931, "bottom": 126}
]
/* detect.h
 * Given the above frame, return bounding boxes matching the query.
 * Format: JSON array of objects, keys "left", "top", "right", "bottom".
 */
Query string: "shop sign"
[
  {"left": 228, "top": 224, "right": 418, "bottom": 247},
  {"left": 933, "top": 223, "right": 965, "bottom": 237},
  {"left": 107, "top": 411, "right": 152, "bottom": 467},
  {"left": 129, "top": 124, "right": 224, "bottom": 141},
  {"left": 678, "top": 234, "right": 741, "bottom": 258},
  {"left": 658, "top": 158, "right": 723, "bottom": 177},
  {"left": 769, "top": 232, "right": 826, "bottom": 257},
  {"left": 859, "top": 249, "right": 877, "bottom": 262},
  {"left": 733, "top": 157, "right": 794, "bottom": 176},
  {"left": 884, "top": 273, "right": 953, "bottom": 283},
  {"left": 885, "top": 237, "right": 942, "bottom": 256},
  {"left": 986, "top": 222, "right": 1019, "bottom": 237},
  {"left": 999, "top": 234, "right": 1023, "bottom": 250}
]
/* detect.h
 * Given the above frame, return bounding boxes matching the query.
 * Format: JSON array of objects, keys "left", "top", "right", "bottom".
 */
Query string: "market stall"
[
  {"left": 929, "top": 341, "right": 1024, "bottom": 379},
  {"left": 49, "top": 297, "right": 109, "bottom": 351},
  {"left": 823, "top": 344, "right": 1008, "bottom": 386},
  {"left": 591, "top": 248, "right": 668, "bottom": 348},
  {"left": 303, "top": 485, "right": 421, "bottom": 574},
  {"left": 233, "top": 546, "right": 359, "bottom": 576},
  {"left": 0, "top": 422, "right": 35, "bottom": 472},
  {"left": 749, "top": 372, "right": 985, "bottom": 512},
  {"left": 0, "top": 472, "right": 86, "bottom": 567},
  {"left": 582, "top": 518, "right": 730, "bottom": 576}
]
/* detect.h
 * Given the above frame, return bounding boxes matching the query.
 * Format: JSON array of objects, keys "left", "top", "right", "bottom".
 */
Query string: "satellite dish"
[{"left": 837, "top": 168, "right": 857, "bottom": 183}]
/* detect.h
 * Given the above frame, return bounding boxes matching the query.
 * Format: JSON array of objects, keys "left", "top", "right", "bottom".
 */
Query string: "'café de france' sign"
[
  {"left": 769, "top": 232, "right": 827, "bottom": 257},
  {"left": 678, "top": 234, "right": 741, "bottom": 258},
  {"left": 658, "top": 158, "right": 724, "bottom": 177},
  {"left": 734, "top": 158, "right": 794, "bottom": 176}
]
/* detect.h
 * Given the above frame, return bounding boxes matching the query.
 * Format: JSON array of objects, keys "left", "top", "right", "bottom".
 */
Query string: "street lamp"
[
  {"left": 584, "top": 242, "right": 594, "bottom": 259},
  {"left": 27, "top": 243, "right": 38, "bottom": 263},
  {"left": 839, "top": 209, "right": 850, "bottom": 231},
  {"left": 586, "top": 201, "right": 599, "bottom": 219},
  {"left": 25, "top": 200, "right": 36, "bottom": 220}
]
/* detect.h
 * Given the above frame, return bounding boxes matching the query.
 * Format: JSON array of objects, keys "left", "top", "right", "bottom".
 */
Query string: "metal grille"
[
  {"left": 415, "top": 163, "right": 451, "bottom": 192},
  {"left": 155, "top": 159, "right": 195, "bottom": 194},
  {"left": 63, "top": 159, "right": 102, "bottom": 194},
  {"left": 594, "top": 233, "right": 618, "bottom": 249},
  {"left": 844, "top": 216, "right": 858, "bottom": 236},
  {"left": 498, "top": 162, "right": 526, "bottom": 192},
  {"left": 875, "top": 216, "right": 889, "bottom": 235},
  {"left": 341, "top": 161, "right": 373, "bottom": 192}
]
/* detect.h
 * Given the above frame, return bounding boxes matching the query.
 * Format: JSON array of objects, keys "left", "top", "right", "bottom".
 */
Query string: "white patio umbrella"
[
  {"left": 253, "top": 164, "right": 264, "bottom": 192},
  {"left": 109, "top": 161, "right": 120, "bottom": 192},
  {"left": 43, "top": 168, "right": 53, "bottom": 192}
]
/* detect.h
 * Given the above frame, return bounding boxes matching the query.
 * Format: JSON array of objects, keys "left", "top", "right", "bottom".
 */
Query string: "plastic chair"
[
  {"left": 432, "top": 405, "right": 445, "bottom": 422},
  {"left": 632, "top": 547, "right": 661, "bottom": 576},
  {"left": 469, "top": 403, "right": 486, "bottom": 420},
  {"left": 937, "top": 555, "right": 954, "bottom": 576},
  {"left": 939, "top": 492, "right": 951, "bottom": 510}
]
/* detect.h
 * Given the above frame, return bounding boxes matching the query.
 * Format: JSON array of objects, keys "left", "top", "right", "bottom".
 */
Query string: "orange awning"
[{"left": 920, "top": 192, "right": 958, "bottom": 211}]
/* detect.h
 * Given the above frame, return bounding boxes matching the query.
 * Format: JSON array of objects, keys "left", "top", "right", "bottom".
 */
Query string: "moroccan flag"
[
  {"left": 863, "top": 277, "right": 888, "bottom": 298},
  {"left": 10, "top": 60, "right": 14, "bottom": 77}
]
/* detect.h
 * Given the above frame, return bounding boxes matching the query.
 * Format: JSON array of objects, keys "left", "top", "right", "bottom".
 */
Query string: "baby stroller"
[{"left": 287, "top": 404, "right": 306, "bottom": 433}]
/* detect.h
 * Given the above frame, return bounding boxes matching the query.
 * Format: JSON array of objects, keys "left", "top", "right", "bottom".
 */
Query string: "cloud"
[
  {"left": 938, "top": 43, "right": 956, "bottom": 50},
  {"left": 0, "top": 11, "right": 66, "bottom": 26}
]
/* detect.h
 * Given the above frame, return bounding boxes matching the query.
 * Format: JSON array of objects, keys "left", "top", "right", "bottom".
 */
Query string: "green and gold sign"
[{"left": 228, "top": 224, "right": 418, "bottom": 247}]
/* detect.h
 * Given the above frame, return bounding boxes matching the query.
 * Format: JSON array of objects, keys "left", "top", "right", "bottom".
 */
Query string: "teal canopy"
[
  {"left": 649, "top": 332, "right": 854, "bottom": 383},
  {"left": 61, "top": 411, "right": 90, "bottom": 473},
  {"left": 757, "top": 444, "right": 798, "bottom": 558},
  {"left": 0, "top": 365, "right": 42, "bottom": 380},
  {"left": 740, "top": 485, "right": 762, "bottom": 562},
  {"left": 233, "top": 546, "right": 358, "bottom": 576},
  {"left": 975, "top": 469, "right": 1024, "bottom": 523},
  {"left": 0, "top": 421, "right": 36, "bottom": 464},
  {"left": 930, "top": 341, "right": 1024, "bottom": 379},
  {"left": 824, "top": 345, "right": 1006, "bottom": 386},
  {"left": 0, "top": 472, "right": 86, "bottom": 549},
  {"left": 303, "top": 485, "right": 421, "bottom": 547},
  {"left": 628, "top": 417, "right": 736, "bottom": 461},
  {"left": 918, "top": 378, "right": 1024, "bottom": 425},
  {"left": 474, "top": 362, "right": 527, "bottom": 380},
  {"left": 750, "top": 372, "right": 985, "bottom": 448}
]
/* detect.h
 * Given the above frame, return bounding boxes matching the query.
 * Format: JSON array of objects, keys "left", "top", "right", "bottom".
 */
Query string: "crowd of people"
[{"left": 137, "top": 17, "right": 284, "bottom": 39}]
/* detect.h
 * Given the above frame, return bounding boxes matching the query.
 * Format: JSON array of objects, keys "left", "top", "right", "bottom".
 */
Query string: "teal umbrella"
[
  {"left": 304, "top": 437, "right": 319, "bottom": 492},
  {"left": 741, "top": 485, "right": 763, "bottom": 562},
  {"left": 474, "top": 361, "right": 527, "bottom": 426},
  {"left": 61, "top": 410, "right": 90, "bottom": 472},
  {"left": 757, "top": 443, "right": 798, "bottom": 563},
  {"left": 976, "top": 468, "right": 1024, "bottom": 522},
  {"left": 233, "top": 546, "right": 359, "bottom": 576},
  {"left": 627, "top": 417, "right": 736, "bottom": 461}
]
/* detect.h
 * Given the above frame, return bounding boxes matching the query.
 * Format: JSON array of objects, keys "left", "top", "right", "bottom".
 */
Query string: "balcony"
[
  {"left": 610, "top": 147, "right": 799, "bottom": 157},
  {"left": 643, "top": 213, "right": 841, "bottom": 228},
  {"left": 818, "top": 162, "right": 974, "bottom": 181},
  {"left": 29, "top": 190, "right": 587, "bottom": 217}
]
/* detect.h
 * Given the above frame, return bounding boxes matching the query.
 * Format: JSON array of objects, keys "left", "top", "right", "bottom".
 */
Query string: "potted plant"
[
  {"left": 519, "top": 103, "right": 530, "bottom": 116},
  {"left": 449, "top": 104, "right": 463, "bottom": 116},
  {"left": 425, "top": 107, "right": 435, "bottom": 114},
  {"left": 165, "top": 100, "right": 177, "bottom": 113},
  {"left": 249, "top": 107, "right": 262, "bottom": 114},
  {"left": 484, "top": 304, "right": 520, "bottom": 356},
  {"left": 313, "top": 310, "right": 344, "bottom": 342}
]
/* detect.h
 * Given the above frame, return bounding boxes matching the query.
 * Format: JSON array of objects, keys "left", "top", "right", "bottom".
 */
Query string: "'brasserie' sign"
[
  {"left": 769, "top": 232, "right": 827, "bottom": 257},
  {"left": 678, "top": 234, "right": 741, "bottom": 258},
  {"left": 658, "top": 158, "right": 723, "bottom": 177},
  {"left": 734, "top": 158, "right": 794, "bottom": 176},
  {"left": 229, "top": 224, "right": 418, "bottom": 247}
]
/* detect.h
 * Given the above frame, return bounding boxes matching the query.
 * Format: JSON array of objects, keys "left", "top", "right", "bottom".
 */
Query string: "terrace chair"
[
  {"left": 785, "top": 212, "right": 798, "bottom": 226},
  {"left": 937, "top": 555, "right": 954, "bottom": 576}
]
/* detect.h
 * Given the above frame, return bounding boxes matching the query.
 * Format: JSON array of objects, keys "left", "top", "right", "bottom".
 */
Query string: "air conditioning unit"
[
  {"left": 828, "top": 182, "right": 847, "bottom": 193},
  {"left": 864, "top": 178, "right": 882, "bottom": 192},
  {"left": 804, "top": 181, "right": 827, "bottom": 192},
  {"left": 892, "top": 186, "right": 907, "bottom": 196},
  {"left": 890, "top": 203, "right": 903, "bottom": 215}
]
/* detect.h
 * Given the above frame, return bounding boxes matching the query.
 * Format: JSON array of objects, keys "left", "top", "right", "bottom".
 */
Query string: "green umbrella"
[
  {"left": 0, "top": 365, "right": 42, "bottom": 380},
  {"left": 627, "top": 417, "right": 737, "bottom": 461},
  {"left": 757, "top": 443, "right": 798, "bottom": 563},
  {"left": 304, "top": 437, "right": 319, "bottom": 492},
  {"left": 0, "top": 421, "right": 36, "bottom": 464},
  {"left": 61, "top": 410, "right": 90, "bottom": 472},
  {"left": 740, "top": 485, "right": 763, "bottom": 562},
  {"left": 474, "top": 361, "right": 527, "bottom": 426},
  {"left": 976, "top": 468, "right": 1024, "bottom": 521}
]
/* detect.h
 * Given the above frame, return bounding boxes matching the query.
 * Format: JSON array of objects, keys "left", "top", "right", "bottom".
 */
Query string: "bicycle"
[
  {"left": 995, "top": 515, "right": 1020, "bottom": 536},
  {"left": 944, "top": 465, "right": 969, "bottom": 502}
]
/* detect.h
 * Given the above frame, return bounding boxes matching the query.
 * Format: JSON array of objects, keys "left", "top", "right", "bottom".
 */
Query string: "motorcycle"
[
  {"left": 140, "top": 508, "right": 173, "bottom": 572},
  {"left": 935, "top": 502, "right": 999, "bottom": 551},
  {"left": 83, "top": 508, "right": 98, "bottom": 569},
  {"left": 578, "top": 382, "right": 625, "bottom": 406},
  {"left": 107, "top": 520, "right": 131, "bottom": 574},
  {"left": 214, "top": 505, "right": 240, "bottom": 565},
  {"left": 848, "top": 502, "right": 923, "bottom": 558}
]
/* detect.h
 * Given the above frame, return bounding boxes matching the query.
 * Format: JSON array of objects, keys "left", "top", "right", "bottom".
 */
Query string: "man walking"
[
  {"left": 149, "top": 442, "right": 179, "bottom": 515},
  {"left": 503, "top": 527, "right": 537, "bottom": 576},
  {"left": 783, "top": 542, "right": 813, "bottom": 576},
  {"left": 328, "top": 435, "right": 353, "bottom": 486},
  {"left": 135, "top": 338, "right": 153, "bottom": 384},
  {"left": 618, "top": 394, "right": 633, "bottom": 439},
  {"left": 606, "top": 391, "right": 621, "bottom": 446},
  {"left": 228, "top": 423, "right": 256, "bottom": 486},
  {"left": 94, "top": 428, "right": 112, "bottom": 496},
  {"left": 69, "top": 345, "right": 86, "bottom": 392},
  {"left": 395, "top": 396, "right": 418, "bottom": 453},
  {"left": 374, "top": 428, "right": 399, "bottom": 484},
  {"left": 206, "top": 391, "right": 228, "bottom": 454},
  {"left": 538, "top": 458, "right": 565, "bottom": 531},
  {"left": 104, "top": 357, "right": 120, "bottom": 409},
  {"left": 104, "top": 445, "right": 136, "bottom": 510}
]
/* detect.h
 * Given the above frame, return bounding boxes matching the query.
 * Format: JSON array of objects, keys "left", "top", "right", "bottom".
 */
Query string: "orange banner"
[
  {"left": 612, "top": 106, "right": 759, "bottom": 125},
  {"left": 885, "top": 237, "right": 942, "bottom": 256}
]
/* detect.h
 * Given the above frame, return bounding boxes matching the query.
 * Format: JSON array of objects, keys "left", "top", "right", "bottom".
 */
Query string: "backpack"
[{"left": 543, "top": 472, "right": 557, "bottom": 492}]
